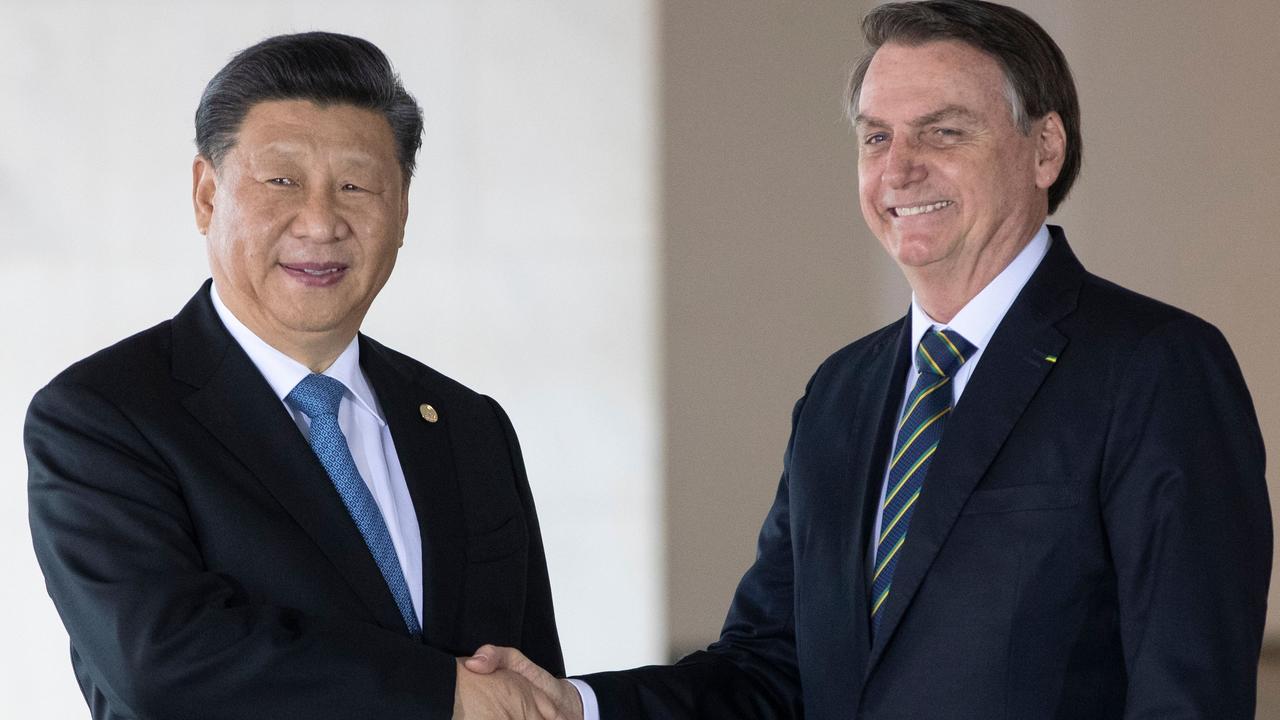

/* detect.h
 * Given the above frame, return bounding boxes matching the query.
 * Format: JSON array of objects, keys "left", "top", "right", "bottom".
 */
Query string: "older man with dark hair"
[
  {"left": 28, "top": 31, "right": 565, "bottom": 719},
  {"left": 469, "top": 2, "right": 1271, "bottom": 718}
]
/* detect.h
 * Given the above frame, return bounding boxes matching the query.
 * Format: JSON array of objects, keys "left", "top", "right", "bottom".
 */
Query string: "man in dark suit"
[
  {"left": 27, "top": 32, "right": 566, "bottom": 719},
  {"left": 467, "top": 2, "right": 1272, "bottom": 718}
]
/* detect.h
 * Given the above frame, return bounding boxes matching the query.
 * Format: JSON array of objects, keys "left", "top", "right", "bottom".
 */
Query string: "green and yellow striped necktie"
[{"left": 871, "top": 327, "right": 975, "bottom": 634}]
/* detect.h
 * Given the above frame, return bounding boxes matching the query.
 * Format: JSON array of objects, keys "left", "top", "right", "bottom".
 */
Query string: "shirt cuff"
[{"left": 566, "top": 678, "right": 601, "bottom": 720}]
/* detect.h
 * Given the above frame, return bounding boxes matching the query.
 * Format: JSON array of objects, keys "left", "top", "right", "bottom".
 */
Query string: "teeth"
[
  {"left": 301, "top": 268, "right": 340, "bottom": 276},
  {"left": 895, "top": 200, "right": 953, "bottom": 217}
]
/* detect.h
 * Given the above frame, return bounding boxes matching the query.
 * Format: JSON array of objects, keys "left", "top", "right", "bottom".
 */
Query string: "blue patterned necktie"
[
  {"left": 286, "top": 373, "right": 422, "bottom": 639},
  {"left": 871, "top": 328, "right": 975, "bottom": 635}
]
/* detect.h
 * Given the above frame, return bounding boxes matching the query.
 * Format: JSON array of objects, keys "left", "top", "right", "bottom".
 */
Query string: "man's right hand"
[
  {"left": 454, "top": 658, "right": 566, "bottom": 720},
  {"left": 463, "top": 646, "right": 584, "bottom": 720}
]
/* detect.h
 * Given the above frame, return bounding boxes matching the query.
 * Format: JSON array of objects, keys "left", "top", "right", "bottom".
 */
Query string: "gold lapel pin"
[{"left": 419, "top": 403, "right": 439, "bottom": 423}]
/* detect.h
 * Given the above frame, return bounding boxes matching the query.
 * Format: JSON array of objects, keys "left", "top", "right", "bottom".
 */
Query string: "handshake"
[{"left": 454, "top": 645, "right": 584, "bottom": 720}]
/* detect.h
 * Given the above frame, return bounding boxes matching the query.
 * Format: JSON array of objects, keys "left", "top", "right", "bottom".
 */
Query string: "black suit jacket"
[
  {"left": 583, "top": 228, "right": 1271, "bottom": 719},
  {"left": 26, "top": 281, "right": 564, "bottom": 719}
]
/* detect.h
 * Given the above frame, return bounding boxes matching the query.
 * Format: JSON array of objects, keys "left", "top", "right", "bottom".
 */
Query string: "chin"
[
  {"left": 890, "top": 238, "right": 952, "bottom": 269},
  {"left": 296, "top": 314, "right": 353, "bottom": 335},
  {"left": 271, "top": 302, "right": 343, "bottom": 332}
]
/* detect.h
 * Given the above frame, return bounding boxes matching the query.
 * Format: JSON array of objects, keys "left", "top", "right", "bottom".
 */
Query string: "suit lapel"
[
  {"left": 172, "top": 283, "right": 415, "bottom": 636},
  {"left": 359, "top": 338, "right": 467, "bottom": 650},
  {"left": 798, "top": 316, "right": 914, "bottom": 713},
  {"left": 865, "top": 230, "right": 1083, "bottom": 672},
  {"left": 844, "top": 318, "right": 914, "bottom": 655}
]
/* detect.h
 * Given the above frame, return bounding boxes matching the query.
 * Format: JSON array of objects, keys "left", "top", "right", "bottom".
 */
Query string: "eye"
[
  {"left": 864, "top": 132, "right": 889, "bottom": 145},
  {"left": 933, "top": 127, "right": 964, "bottom": 139},
  {"left": 340, "top": 183, "right": 366, "bottom": 192},
  {"left": 266, "top": 177, "right": 296, "bottom": 187}
]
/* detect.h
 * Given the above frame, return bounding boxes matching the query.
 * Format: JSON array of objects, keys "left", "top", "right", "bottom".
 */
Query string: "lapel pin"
[
  {"left": 1044, "top": 355, "right": 1058, "bottom": 364},
  {"left": 419, "top": 403, "right": 439, "bottom": 423}
]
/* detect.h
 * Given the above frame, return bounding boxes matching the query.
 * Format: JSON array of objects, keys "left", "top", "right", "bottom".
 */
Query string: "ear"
[
  {"left": 1033, "top": 111, "right": 1067, "bottom": 191},
  {"left": 192, "top": 155, "right": 218, "bottom": 235}
]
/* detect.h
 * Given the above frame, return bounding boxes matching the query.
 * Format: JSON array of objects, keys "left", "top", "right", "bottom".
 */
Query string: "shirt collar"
[
  {"left": 209, "top": 283, "right": 385, "bottom": 426},
  {"left": 909, "top": 224, "right": 1051, "bottom": 372}
]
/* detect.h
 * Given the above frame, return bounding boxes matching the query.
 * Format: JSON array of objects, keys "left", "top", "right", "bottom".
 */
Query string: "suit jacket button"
[{"left": 419, "top": 403, "right": 439, "bottom": 423}]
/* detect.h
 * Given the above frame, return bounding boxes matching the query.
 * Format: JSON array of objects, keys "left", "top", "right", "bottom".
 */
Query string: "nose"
[
  {"left": 290, "top": 187, "right": 351, "bottom": 242},
  {"left": 881, "top": 137, "right": 927, "bottom": 189}
]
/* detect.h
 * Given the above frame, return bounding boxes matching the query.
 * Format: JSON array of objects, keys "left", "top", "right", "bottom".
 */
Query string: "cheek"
[
  {"left": 212, "top": 235, "right": 271, "bottom": 285},
  {"left": 371, "top": 234, "right": 402, "bottom": 272},
  {"left": 355, "top": 205, "right": 407, "bottom": 259},
  {"left": 231, "top": 195, "right": 293, "bottom": 260},
  {"left": 989, "top": 150, "right": 1025, "bottom": 182},
  {"left": 856, "top": 156, "right": 875, "bottom": 187},
  {"left": 377, "top": 247, "right": 400, "bottom": 281},
  {"left": 210, "top": 214, "right": 281, "bottom": 276},
  {"left": 856, "top": 166, "right": 880, "bottom": 217},
  {"left": 991, "top": 142, "right": 1038, "bottom": 188}
]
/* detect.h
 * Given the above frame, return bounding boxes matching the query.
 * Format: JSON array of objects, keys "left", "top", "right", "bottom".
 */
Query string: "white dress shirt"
[
  {"left": 210, "top": 284, "right": 423, "bottom": 626},
  {"left": 576, "top": 227, "right": 1051, "bottom": 719},
  {"left": 867, "top": 224, "right": 1050, "bottom": 574}
]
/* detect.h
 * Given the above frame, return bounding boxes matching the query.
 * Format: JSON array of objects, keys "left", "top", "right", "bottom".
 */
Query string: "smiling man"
[
  {"left": 467, "top": 2, "right": 1271, "bottom": 718},
  {"left": 27, "top": 32, "right": 563, "bottom": 719}
]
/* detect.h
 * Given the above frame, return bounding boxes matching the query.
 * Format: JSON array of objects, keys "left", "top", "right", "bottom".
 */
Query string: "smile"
[
  {"left": 280, "top": 262, "right": 348, "bottom": 273},
  {"left": 280, "top": 262, "right": 349, "bottom": 287},
  {"left": 892, "top": 200, "right": 953, "bottom": 217}
]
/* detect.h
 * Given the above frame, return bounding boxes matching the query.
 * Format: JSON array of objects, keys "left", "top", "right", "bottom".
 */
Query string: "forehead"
[
  {"left": 857, "top": 40, "right": 1009, "bottom": 122},
  {"left": 234, "top": 99, "right": 397, "bottom": 161}
]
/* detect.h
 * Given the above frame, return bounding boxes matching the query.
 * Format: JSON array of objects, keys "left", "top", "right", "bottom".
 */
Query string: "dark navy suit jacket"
[
  {"left": 27, "top": 282, "right": 564, "bottom": 719},
  {"left": 583, "top": 228, "right": 1270, "bottom": 719}
]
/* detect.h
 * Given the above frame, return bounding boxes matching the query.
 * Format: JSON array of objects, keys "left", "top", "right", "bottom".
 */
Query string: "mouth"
[
  {"left": 280, "top": 262, "right": 349, "bottom": 286},
  {"left": 890, "top": 200, "right": 954, "bottom": 218}
]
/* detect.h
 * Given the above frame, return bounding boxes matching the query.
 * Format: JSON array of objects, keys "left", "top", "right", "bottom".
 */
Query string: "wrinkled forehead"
[
  {"left": 856, "top": 40, "right": 1011, "bottom": 120},
  {"left": 232, "top": 100, "right": 399, "bottom": 159}
]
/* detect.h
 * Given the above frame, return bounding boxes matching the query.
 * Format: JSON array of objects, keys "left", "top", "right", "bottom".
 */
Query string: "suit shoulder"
[
  {"left": 358, "top": 335, "right": 491, "bottom": 406},
  {"left": 1061, "top": 272, "right": 1246, "bottom": 415},
  {"left": 813, "top": 318, "right": 905, "bottom": 378},
  {"left": 26, "top": 320, "right": 181, "bottom": 454},
  {"left": 357, "top": 336, "right": 523, "bottom": 456},
  {"left": 40, "top": 320, "right": 175, "bottom": 396},
  {"left": 1074, "top": 272, "right": 1226, "bottom": 348}
]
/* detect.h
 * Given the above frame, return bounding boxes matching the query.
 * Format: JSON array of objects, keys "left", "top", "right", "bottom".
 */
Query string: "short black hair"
[
  {"left": 847, "top": 0, "right": 1081, "bottom": 214},
  {"left": 195, "top": 31, "right": 424, "bottom": 182}
]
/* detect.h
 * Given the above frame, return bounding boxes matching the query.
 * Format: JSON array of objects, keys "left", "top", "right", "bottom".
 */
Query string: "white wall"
[{"left": 0, "top": 1, "right": 659, "bottom": 716}]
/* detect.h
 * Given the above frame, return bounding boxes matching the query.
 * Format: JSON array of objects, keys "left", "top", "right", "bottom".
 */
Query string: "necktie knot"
[
  {"left": 286, "top": 373, "right": 347, "bottom": 419},
  {"left": 916, "top": 328, "right": 975, "bottom": 379}
]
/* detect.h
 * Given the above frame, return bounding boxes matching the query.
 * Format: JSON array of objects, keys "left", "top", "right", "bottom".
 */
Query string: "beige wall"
[
  {"left": 661, "top": 0, "right": 886, "bottom": 655},
  {"left": 662, "top": 0, "right": 1280, "bottom": 656}
]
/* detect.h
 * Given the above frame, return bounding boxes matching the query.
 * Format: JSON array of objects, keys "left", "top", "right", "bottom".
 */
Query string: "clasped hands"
[{"left": 453, "top": 645, "right": 583, "bottom": 720}]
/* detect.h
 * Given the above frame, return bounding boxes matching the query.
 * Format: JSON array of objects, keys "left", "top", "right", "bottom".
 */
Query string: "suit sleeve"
[
  {"left": 485, "top": 396, "right": 566, "bottom": 676},
  {"left": 576, "top": 388, "right": 813, "bottom": 719},
  {"left": 26, "top": 379, "right": 459, "bottom": 719},
  {"left": 1100, "top": 317, "right": 1271, "bottom": 719}
]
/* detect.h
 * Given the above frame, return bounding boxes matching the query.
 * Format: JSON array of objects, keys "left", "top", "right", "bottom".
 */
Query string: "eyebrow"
[{"left": 854, "top": 104, "right": 982, "bottom": 129}]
